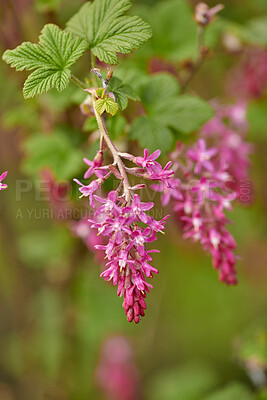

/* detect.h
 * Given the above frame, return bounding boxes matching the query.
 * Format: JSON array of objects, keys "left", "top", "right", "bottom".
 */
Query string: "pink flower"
[
  {"left": 94, "top": 190, "right": 121, "bottom": 215},
  {"left": 227, "top": 48, "right": 267, "bottom": 99},
  {"left": 73, "top": 178, "right": 101, "bottom": 207},
  {"left": 147, "top": 160, "right": 174, "bottom": 183},
  {"left": 187, "top": 139, "right": 217, "bottom": 174},
  {"left": 151, "top": 177, "right": 182, "bottom": 206},
  {"left": 191, "top": 177, "right": 220, "bottom": 203},
  {"left": 119, "top": 149, "right": 174, "bottom": 185},
  {"left": 135, "top": 148, "right": 162, "bottom": 173},
  {"left": 123, "top": 194, "right": 154, "bottom": 224},
  {"left": 201, "top": 102, "right": 253, "bottom": 186},
  {"left": 83, "top": 150, "right": 108, "bottom": 179},
  {"left": 0, "top": 171, "right": 8, "bottom": 191}
]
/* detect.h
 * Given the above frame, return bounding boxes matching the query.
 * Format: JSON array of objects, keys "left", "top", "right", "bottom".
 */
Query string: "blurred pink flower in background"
[
  {"left": 95, "top": 336, "right": 140, "bottom": 400},
  {"left": 40, "top": 169, "right": 70, "bottom": 219},
  {"left": 201, "top": 102, "right": 253, "bottom": 197},
  {"left": 228, "top": 48, "right": 267, "bottom": 99},
  {"left": 152, "top": 101, "right": 253, "bottom": 285},
  {"left": 71, "top": 218, "right": 105, "bottom": 264}
]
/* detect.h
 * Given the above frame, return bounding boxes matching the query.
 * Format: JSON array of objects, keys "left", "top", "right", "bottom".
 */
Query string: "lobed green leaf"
[
  {"left": 95, "top": 97, "right": 119, "bottom": 116},
  {"left": 66, "top": 0, "right": 152, "bottom": 64},
  {"left": 108, "top": 76, "right": 140, "bottom": 110},
  {"left": 2, "top": 24, "right": 87, "bottom": 98}
]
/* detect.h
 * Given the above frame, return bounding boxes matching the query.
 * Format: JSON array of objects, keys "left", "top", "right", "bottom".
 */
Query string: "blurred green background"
[{"left": 1, "top": 0, "right": 267, "bottom": 399}]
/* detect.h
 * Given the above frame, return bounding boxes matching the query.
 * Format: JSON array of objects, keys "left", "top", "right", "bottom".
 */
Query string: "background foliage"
[{"left": 0, "top": 0, "right": 267, "bottom": 399}]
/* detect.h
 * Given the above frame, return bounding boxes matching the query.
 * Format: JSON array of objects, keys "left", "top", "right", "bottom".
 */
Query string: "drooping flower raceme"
[
  {"left": 152, "top": 102, "right": 252, "bottom": 285},
  {"left": 0, "top": 171, "right": 8, "bottom": 191},
  {"left": 74, "top": 82, "right": 172, "bottom": 323},
  {"left": 75, "top": 148, "right": 171, "bottom": 323},
  {"left": 91, "top": 191, "right": 169, "bottom": 324}
]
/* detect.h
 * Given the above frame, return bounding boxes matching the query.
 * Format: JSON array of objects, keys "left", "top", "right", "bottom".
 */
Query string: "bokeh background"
[{"left": 1, "top": 0, "right": 267, "bottom": 399}]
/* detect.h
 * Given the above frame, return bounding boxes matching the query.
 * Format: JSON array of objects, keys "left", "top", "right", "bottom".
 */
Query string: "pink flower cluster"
[
  {"left": 74, "top": 149, "right": 172, "bottom": 323},
  {"left": 0, "top": 171, "right": 8, "bottom": 191},
  {"left": 202, "top": 102, "right": 252, "bottom": 188},
  {"left": 152, "top": 103, "right": 252, "bottom": 285}
]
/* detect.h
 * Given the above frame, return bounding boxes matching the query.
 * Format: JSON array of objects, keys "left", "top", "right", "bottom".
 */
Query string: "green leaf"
[
  {"left": 83, "top": 117, "right": 99, "bottom": 132},
  {"left": 66, "top": 0, "right": 152, "bottom": 65},
  {"left": 95, "top": 97, "right": 119, "bottom": 116},
  {"left": 96, "top": 87, "right": 106, "bottom": 98},
  {"left": 161, "top": 95, "right": 214, "bottom": 134},
  {"left": 130, "top": 115, "right": 174, "bottom": 154},
  {"left": 22, "top": 127, "right": 84, "bottom": 179},
  {"left": 2, "top": 24, "right": 87, "bottom": 98},
  {"left": 133, "top": 0, "right": 198, "bottom": 62},
  {"left": 130, "top": 73, "right": 213, "bottom": 153},
  {"left": 106, "top": 114, "right": 127, "bottom": 140},
  {"left": 138, "top": 73, "right": 180, "bottom": 109},
  {"left": 108, "top": 76, "right": 140, "bottom": 110}
]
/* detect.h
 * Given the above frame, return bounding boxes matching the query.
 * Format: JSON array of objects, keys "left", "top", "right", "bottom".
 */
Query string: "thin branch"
[
  {"left": 180, "top": 26, "right": 207, "bottom": 92},
  {"left": 91, "top": 95, "right": 131, "bottom": 203},
  {"left": 71, "top": 74, "right": 87, "bottom": 90}
]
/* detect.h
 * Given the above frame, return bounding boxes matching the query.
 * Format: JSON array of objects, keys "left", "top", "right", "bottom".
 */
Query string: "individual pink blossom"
[
  {"left": 191, "top": 177, "right": 220, "bottom": 203},
  {"left": 83, "top": 150, "right": 109, "bottom": 179},
  {"left": 0, "top": 171, "right": 8, "bottom": 191},
  {"left": 120, "top": 149, "right": 174, "bottom": 185},
  {"left": 147, "top": 160, "right": 174, "bottom": 183},
  {"left": 123, "top": 194, "right": 154, "bottom": 224},
  {"left": 73, "top": 178, "right": 102, "bottom": 207},
  {"left": 151, "top": 177, "right": 182, "bottom": 206},
  {"left": 187, "top": 139, "right": 217, "bottom": 174}
]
